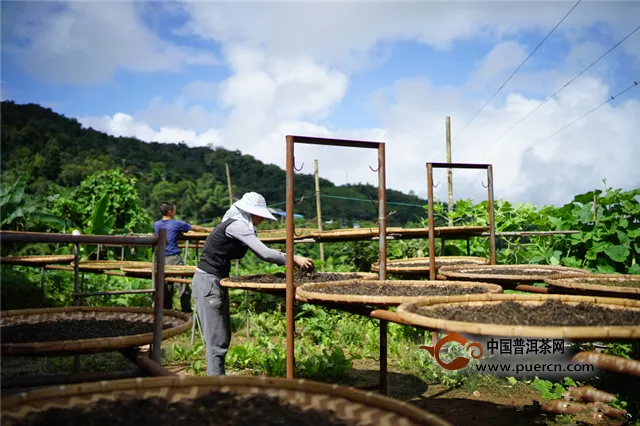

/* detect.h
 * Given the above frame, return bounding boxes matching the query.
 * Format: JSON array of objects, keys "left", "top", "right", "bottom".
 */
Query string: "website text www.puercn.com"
[{"left": 475, "top": 362, "right": 595, "bottom": 375}]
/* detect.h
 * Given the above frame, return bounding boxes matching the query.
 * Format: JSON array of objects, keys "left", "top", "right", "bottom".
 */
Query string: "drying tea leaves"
[
  {"left": 227, "top": 271, "right": 363, "bottom": 286},
  {"left": 311, "top": 283, "right": 491, "bottom": 297},
  {"left": 451, "top": 267, "right": 574, "bottom": 277},
  {"left": 6, "top": 391, "right": 358, "bottom": 426},
  {"left": 1, "top": 319, "right": 170, "bottom": 344},
  {"left": 409, "top": 300, "right": 640, "bottom": 327},
  {"left": 565, "top": 278, "right": 640, "bottom": 289}
]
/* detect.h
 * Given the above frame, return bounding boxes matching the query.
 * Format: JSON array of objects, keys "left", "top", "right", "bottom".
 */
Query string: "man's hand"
[{"left": 294, "top": 255, "right": 315, "bottom": 271}]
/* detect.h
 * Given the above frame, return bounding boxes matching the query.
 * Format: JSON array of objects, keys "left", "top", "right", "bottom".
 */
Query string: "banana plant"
[{"left": 1, "top": 173, "right": 73, "bottom": 231}]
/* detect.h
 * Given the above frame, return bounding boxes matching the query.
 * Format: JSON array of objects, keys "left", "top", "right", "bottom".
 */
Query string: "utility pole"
[
  {"left": 446, "top": 116, "right": 453, "bottom": 226},
  {"left": 314, "top": 160, "right": 325, "bottom": 271}
]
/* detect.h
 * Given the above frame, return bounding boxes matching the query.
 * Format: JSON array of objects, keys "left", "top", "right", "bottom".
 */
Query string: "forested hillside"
[{"left": 0, "top": 101, "right": 426, "bottom": 228}]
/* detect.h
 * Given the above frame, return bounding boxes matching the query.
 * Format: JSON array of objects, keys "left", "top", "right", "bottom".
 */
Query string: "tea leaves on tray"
[
  {"left": 409, "top": 300, "right": 640, "bottom": 326},
  {"left": 311, "top": 283, "right": 491, "bottom": 297},
  {"left": 227, "top": 271, "right": 362, "bottom": 285},
  {"left": 7, "top": 391, "right": 358, "bottom": 426},
  {"left": 1, "top": 319, "right": 171, "bottom": 344}
]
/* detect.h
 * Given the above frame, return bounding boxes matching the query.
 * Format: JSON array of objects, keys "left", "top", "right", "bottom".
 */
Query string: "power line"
[
  {"left": 451, "top": 0, "right": 582, "bottom": 143},
  {"left": 523, "top": 80, "right": 639, "bottom": 153},
  {"left": 490, "top": 23, "right": 640, "bottom": 145}
]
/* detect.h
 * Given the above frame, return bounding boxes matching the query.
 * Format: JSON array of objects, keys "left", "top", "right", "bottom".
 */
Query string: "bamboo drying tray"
[
  {"left": 371, "top": 256, "right": 489, "bottom": 276},
  {"left": 220, "top": 272, "right": 379, "bottom": 290},
  {"left": 311, "top": 226, "right": 489, "bottom": 242},
  {"left": 71, "top": 260, "right": 152, "bottom": 270},
  {"left": 0, "top": 255, "right": 75, "bottom": 266},
  {"left": 296, "top": 280, "right": 503, "bottom": 306},
  {"left": 0, "top": 375, "right": 451, "bottom": 426},
  {"left": 258, "top": 228, "right": 316, "bottom": 242},
  {"left": 397, "top": 293, "right": 640, "bottom": 340},
  {"left": 0, "top": 306, "right": 192, "bottom": 357},
  {"left": 437, "top": 264, "right": 587, "bottom": 287},
  {"left": 122, "top": 265, "right": 196, "bottom": 277},
  {"left": 544, "top": 273, "right": 640, "bottom": 300}
]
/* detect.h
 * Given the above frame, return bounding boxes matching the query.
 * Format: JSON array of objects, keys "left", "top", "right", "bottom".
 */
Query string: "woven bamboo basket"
[
  {"left": 0, "top": 376, "right": 451, "bottom": 426},
  {"left": 371, "top": 256, "right": 489, "bottom": 276},
  {"left": 71, "top": 260, "right": 152, "bottom": 270},
  {"left": 311, "top": 226, "right": 489, "bottom": 242},
  {"left": 296, "top": 280, "right": 503, "bottom": 306},
  {"left": 257, "top": 228, "right": 316, "bottom": 242},
  {"left": 437, "top": 264, "right": 588, "bottom": 287},
  {"left": 181, "top": 231, "right": 210, "bottom": 241},
  {"left": 0, "top": 255, "right": 75, "bottom": 266},
  {"left": 397, "top": 293, "right": 640, "bottom": 339},
  {"left": 544, "top": 273, "right": 640, "bottom": 300},
  {"left": 122, "top": 265, "right": 196, "bottom": 277},
  {"left": 220, "top": 272, "right": 379, "bottom": 290},
  {"left": 386, "top": 226, "right": 490, "bottom": 238},
  {"left": 0, "top": 307, "right": 192, "bottom": 357}
]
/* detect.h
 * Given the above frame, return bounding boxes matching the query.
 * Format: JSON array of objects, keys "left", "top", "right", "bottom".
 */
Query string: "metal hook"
[
  {"left": 376, "top": 210, "right": 397, "bottom": 225},
  {"left": 294, "top": 162, "right": 304, "bottom": 172},
  {"left": 294, "top": 227, "right": 304, "bottom": 237},
  {"left": 296, "top": 195, "right": 305, "bottom": 205},
  {"left": 369, "top": 196, "right": 379, "bottom": 206},
  {"left": 433, "top": 181, "right": 440, "bottom": 188},
  {"left": 369, "top": 165, "right": 380, "bottom": 172},
  {"left": 481, "top": 180, "right": 488, "bottom": 188}
]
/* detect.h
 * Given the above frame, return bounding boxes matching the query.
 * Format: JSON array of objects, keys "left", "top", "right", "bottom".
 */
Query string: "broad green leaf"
[
  {"left": 628, "top": 264, "right": 640, "bottom": 275},
  {"left": 616, "top": 230, "right": 630, "bottom": 245},
  {"left": 590, "top": 241, "right": 608, "bottom": 253},
  {"left": 596, "top": 264, "right": 617, "bottom": 274},
  {"left": 529, "top": 256, "right": 546, "bottom": 264},
  {"left": 549, "top": 256, "right": 560, "bottom": 266},
  {"left": 603, "top": 245, "right": 630, "bottom": 263}
]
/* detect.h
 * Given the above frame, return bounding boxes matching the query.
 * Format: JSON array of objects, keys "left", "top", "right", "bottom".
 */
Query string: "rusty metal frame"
[
  {"left": 285, "top": 135, "right": 389, "bottom": 393},
  {"left": 0, "top": 230, "right": 172, "bottom": 389},
  {"left": 426, "top": 162, "right": 496, "bottom": 280}
]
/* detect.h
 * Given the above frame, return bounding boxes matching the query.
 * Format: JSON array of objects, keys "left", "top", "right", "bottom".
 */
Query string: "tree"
[{"left": 52, "top": 169, "right": 151, "bottom": 234}]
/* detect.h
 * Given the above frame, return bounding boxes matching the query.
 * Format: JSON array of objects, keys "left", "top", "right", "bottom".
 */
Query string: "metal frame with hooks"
[
  {"left": 426, "top": 162, "right": 496, "bottom": 280},
  {"left": 285, "top": 135, "right": 389, "bottom": 393}
]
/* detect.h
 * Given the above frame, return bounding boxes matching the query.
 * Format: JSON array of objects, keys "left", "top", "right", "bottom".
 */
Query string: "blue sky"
[{"left": 2, "top": 1, "right": 639, "bottom": 206}]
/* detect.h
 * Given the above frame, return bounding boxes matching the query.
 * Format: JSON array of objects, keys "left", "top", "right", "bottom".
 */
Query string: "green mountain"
[{"left": 0, "top": 101, "right": 427, "bottom": 228}]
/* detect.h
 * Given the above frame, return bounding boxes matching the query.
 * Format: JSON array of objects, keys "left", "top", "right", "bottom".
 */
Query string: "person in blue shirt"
[{"left": 154, "top": 201, "right": 212, "bottom": 313}]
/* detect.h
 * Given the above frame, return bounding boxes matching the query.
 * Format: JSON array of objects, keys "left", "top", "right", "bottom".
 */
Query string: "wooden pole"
[
  {"left": 446, "top": 116, "right": 453, "bottom": 227},
  {"left": 225, "top": 163, "right": 234, "bottom": 207},
  {"left": 593, "top": 192, "right": 597, "bottom": 224},
  {"left": 314, "top": 160, "right": 325, "bottom": 272},
  {"left": 226, "top": 162, "right": 248, "bottom": 337}
]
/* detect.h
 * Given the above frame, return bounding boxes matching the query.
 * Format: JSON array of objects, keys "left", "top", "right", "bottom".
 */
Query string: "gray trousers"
[
  {"left": 192, "top": 269, "right": 231, "bottom": 376},
  {"left": 165, "top": 255, "right": 192, "bottom": 313}
]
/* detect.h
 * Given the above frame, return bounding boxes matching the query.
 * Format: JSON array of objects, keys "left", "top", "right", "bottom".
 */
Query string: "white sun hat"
[{"left": 234, "top": 192, "right": 277, "bottom": 221}]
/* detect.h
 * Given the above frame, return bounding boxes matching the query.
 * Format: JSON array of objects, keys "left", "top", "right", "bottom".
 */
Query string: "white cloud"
[
  {"left": 182, "top": 81, "right": 219, "bottom": 100},
  {"left": 176, "top": 1, "right": 640, "bottom": 71},
  {"left": 2, "top": 1, "right": 217, "bottom": 85},
  {"left": 8, "top": 0, "right": 640, "bottom": 208}
]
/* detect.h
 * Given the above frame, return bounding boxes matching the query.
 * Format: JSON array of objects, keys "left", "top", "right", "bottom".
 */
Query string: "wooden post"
[
  {"left": 593, "top": 192, "right": 597, "bottom": 224},
  {"left": 225, "top": 163, "right": 234, "bottom": 207},
  {"left": 446, "top": 116, "right": 453, "bottom": 227},
  {"left": 314, "top": 160, "right": 325, "bottom": 272},
  {"left": 226, "top": 162, "right": 248, "bottom": 337}
]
